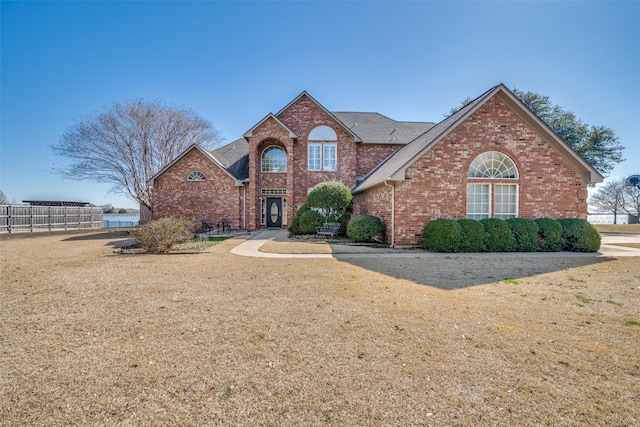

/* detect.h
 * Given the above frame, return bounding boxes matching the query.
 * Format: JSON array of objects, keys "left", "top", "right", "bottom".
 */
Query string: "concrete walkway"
[{"left": 229, "top": 230, "right": 640, "bottom": 259}]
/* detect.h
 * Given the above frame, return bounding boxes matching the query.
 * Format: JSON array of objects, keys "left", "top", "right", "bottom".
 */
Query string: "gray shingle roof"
[
  {"left": 211, "top": 138, "right": 249, "bottom": 181},
  {"left": 352, "top": 85, "right": 501, "bottom": 193},
  {"left": 331, "top": 112, "right": 434, "bottom": 145}
]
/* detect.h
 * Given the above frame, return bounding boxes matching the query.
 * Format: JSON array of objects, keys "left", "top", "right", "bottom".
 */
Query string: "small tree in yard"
[{"left": 306, "top": 181, "right": 352, "bottom": 223}]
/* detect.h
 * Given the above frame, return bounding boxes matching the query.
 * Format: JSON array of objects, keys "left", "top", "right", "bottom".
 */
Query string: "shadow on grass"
[
  {"left": 63, "top": 230, "right": 134, "bottom": 248},
  {"left": 337, "top": 254, "right": 614, "bottom": 290}
]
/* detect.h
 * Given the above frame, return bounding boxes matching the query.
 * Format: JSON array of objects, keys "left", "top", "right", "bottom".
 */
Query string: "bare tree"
[
  {"left": 0, "top": 190, "right": 8, "bottom": 205},
  {"left": 589, "top": 178, "right": 627, "bottom": 224},
  {"left": 622, "top": 184, "right": 640, "bottom": 218},
  {"left": 52, "top": 100, "right": 224, "bottom": 211}
]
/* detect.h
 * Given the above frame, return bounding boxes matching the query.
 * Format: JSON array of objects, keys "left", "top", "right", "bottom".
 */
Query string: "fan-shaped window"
[
  {"left": 309, "top": 125, "right": 337, "bottom": 141},
  {"left": 467, "top": 152, "right": 518, "bottom": 219},
  {"left": 468, "top": 151, "right": 518, "bottom": 179},
  {"left": 187, "top": 171, "right": 206, "bottom": 181},
  {"left": 261, "top": 146, "right": 287, "bottom": 173}
]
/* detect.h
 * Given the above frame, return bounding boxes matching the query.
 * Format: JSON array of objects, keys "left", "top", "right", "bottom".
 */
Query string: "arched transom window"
[
  {"left": 261, "top": 146, "right": 287, "bottom": 173},
  {"left": 187, "top": 171, "right": 206, "bottom": 181},
  {"left": 467, "top": 151, "right": 518, "bottom": 179},
  {"left": 467, "top": 152, "right": 519, "bottom": 220},
  {"left": 308, "top": 125, "right": 337, "bottom": 171}
]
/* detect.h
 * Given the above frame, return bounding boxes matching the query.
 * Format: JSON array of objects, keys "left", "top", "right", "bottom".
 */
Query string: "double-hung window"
[
  {"left": 466, "top": 151, "right": 519, "bottom": 219},
  {"left": 308, "top": 125, "right": 337, "bottom": 171}
]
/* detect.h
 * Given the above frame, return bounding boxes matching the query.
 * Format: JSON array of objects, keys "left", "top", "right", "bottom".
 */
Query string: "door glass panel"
[{"left": 270, "top": 201, "right": 279, "bottom": 224}]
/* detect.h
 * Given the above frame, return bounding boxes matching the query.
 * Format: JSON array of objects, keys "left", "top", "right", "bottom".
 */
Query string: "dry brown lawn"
[{"left": 1, "top": 229, "right": 639, "bottom": 426}]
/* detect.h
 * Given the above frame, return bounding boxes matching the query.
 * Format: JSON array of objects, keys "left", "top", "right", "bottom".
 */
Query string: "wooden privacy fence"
[{"left": 0, "top": 205, "right": 103, "bottom": 233}]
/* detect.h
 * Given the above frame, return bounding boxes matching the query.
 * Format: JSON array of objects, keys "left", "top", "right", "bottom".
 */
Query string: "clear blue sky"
[{"left": 2, "top": 1, "right": 639, "bottom": 208}]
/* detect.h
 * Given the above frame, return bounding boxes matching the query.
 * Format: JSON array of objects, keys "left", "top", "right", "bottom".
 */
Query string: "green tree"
[
  {"left": 306, "top": 181, "right": 352, "bottom": 222},
  {"left": 589, "top": 178, "right": 627, "bottom": 224},
  {"left": 446, "top": 88, "right": 625, "bottom": 176}
]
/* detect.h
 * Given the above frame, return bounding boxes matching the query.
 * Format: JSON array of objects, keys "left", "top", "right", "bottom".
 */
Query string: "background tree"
[
  {"left": 446, "top": 88, "right": 625, "bottom": 176},
  {"left": 0, "top": 190, "right": 9, "bottom": 205},
  {"left": 306, "top": 180, "right": 352, "bottom": 222},
  {"left": 622, "top": 184, "right": 640, "bottom": 218},
  {"left": 588, "top": 178, "right": 627, "bottom": 224},
  {"left": 52, "top": 100, "right": 223, "bottom": 211}
]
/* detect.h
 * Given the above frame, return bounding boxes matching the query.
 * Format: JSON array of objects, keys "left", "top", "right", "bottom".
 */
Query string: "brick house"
[{"left": 148, "top": 84, "right": 602, "bottom": 246}]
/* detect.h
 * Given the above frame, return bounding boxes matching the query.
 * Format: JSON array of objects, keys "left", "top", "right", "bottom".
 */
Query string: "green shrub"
[
  {"left": 559, "top": 218, "right": 601, "bottom": 252},
  {"left": 480, "top": 218, "right": 515, "bottom": 252},
  {"left": 298, "top": 210, "right": 325, "bottom": 234},
  {"left": 131, "top": 217, "right": 194, "bottom": 253},
  {"left": 288, "top": 215, "right": 302, "bottom": 236},
  {"left": 457, "top": 219, "right": 484, "bottom": 252},
  {"left": 307, "top": 181, "right": 353, "bottom": 222},
  {"left": 296, "top": 204, "right": 310, "bottom": 215},
  {"left": 506, "top": 218, "right": 539, "bottom": 252},
  {"left": 534, "top": 218, "right": 563, "bottom": 252},
  {"left": 423, "top": 219, "right": 462, "bottom": 252},
  {"left": 347, "top": 214, "right": 384, "bottom": 242}
]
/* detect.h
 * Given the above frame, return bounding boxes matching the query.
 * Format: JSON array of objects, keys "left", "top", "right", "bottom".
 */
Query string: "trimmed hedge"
[
  {"left": 457, "top": 219, "right": 484, "bottom": 252},
  {"left": 347, "top": 214, "right": 384, "bottom": 242},
  {"left": 559, "top": 218, "right": 601, "bottom": 252},
  {"left": 506, "top": 218, "right": 539, "bottom": 252},
  {"left": 298, "top": 210, "right": 325, "bottom": 234},
  {"left": 535, "top": 218, "right": 562, "bottom": 252},
  {"left": 480, "top": 218, "right": 515, "bottom": 252},
  {"left": 423, "top": 219, "right": 462, "bottom": 253}
]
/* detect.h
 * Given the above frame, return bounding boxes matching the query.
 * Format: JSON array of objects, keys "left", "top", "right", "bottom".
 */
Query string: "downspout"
[
  {"left": 243, "top": 184, "right": 246, "bottom": 230},
  {"left": 384, "top": 180, "right": 395, "bottom": 247}
]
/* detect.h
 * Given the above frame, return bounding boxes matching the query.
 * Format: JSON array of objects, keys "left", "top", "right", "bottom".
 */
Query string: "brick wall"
[
  {"left": 151, "top": 148, "right": 243, "bottom": 229},
  {"left": 356, "top": 144, "right": 403, "bottom": 177},
  {"left": 358, "top": 95, "right": 589, "bottom": 246}
]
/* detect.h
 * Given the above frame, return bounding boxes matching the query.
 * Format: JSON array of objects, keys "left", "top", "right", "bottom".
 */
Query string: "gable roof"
[
  {"left": 275, "top": 91, "right": 363, "bottom": 143},
  {"left": 332, "top": 112, "right": 434, "bottom": 145},
  {"left": 211, "top": 138, "right": 249, "bottom": 181},
  {"left": 148, "top": 144, "right": 243, "bottom": 186},
  {"left": 243, "top": 113, "right": 297, "bottom": 139},
  {"left": 353, "top": 84, "right": 603, "bottom": 194}
]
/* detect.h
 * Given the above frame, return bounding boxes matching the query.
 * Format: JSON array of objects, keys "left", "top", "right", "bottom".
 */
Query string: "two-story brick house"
[{"left": 148, "top": 84, "right": 602, "bottom": 246}]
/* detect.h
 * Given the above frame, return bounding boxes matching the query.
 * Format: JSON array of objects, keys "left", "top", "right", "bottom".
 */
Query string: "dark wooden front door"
[{"left": 266, "top": 198, "right": 282, "bottom": 228}]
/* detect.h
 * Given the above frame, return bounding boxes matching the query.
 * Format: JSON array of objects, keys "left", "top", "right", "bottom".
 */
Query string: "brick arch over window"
[{"left": 467, "top": 151, "right": 519, "bottom": 220}]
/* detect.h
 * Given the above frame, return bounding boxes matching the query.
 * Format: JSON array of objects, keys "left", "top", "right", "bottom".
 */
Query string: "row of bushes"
[
  {"left": 288, "top": 204, "right": 386, "bottom": 243},
  {"left": 423, "top": 217, "right": 601, "bottom": 253}
]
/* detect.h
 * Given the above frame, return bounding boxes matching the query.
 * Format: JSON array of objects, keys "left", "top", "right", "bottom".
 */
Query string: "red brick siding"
[
  {"left": 151, "top": 148, "right": 243, "bottom": 228},
  {"left": 352, "top": 185, "right": 393, "bottom": 241},
  {"left": 278, "top": 96, "right": 358, "bottom": 213},
  {"left": 359, "top": 96, "right": 589, "bottom": 246},
  {"left": 356, "top": 144, "right": 403, "bottom": 177}
]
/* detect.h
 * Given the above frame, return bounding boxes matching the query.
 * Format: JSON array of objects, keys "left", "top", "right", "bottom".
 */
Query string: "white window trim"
[
  {"left": 187, "top": 171, "right": 206, "bottom": 181},
  {"left": 308, "top": 142, "right": 337, "bottom": 171},
  {"left": 466, "top": 183, "right": 491, "bottom": 220},
  {"left": 261, "top": 146, "right": 287, "bottom": 173},
  {"left": 493, "top": 183, "right": 519, "bottom": 219}
]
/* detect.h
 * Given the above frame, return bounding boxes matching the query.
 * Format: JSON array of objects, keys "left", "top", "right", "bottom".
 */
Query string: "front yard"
[{"left": 1, "top": 229, "right": 639, "bottom": 425}]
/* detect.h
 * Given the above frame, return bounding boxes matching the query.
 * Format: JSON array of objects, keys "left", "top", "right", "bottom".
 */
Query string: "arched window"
[
  {"left": 467, "top": 152, "right": 518, "bottom": 220},
  {"left": 468, "top": 151, "right": 518, "bottom": 178},
  {"left": 308, "top": 125, "right": 337, "bottom": 171},
  {"left": 187, "top": 171, "right": 206, "bottom": 181},
  {"left": 261, "top": 146, "right": 287, "bottom": 173}
]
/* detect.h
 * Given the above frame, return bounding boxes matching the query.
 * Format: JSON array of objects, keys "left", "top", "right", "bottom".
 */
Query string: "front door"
[{"left": 266, "top": 198, "right": 282, "bottom": 228}]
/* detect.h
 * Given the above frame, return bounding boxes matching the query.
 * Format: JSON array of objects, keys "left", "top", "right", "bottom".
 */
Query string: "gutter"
[{"left": 384, "top": 180, "right": 395, "bottom": 248}]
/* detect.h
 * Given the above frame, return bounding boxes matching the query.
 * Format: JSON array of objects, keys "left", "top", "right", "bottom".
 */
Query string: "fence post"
[{"left": 8, "top": 205, "right": 12, "bottom": 233}]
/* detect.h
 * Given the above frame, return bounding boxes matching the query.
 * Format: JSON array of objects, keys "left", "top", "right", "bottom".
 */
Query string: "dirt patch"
[{"left": 1, "top": 230, "right": 639, "bottom": 426}]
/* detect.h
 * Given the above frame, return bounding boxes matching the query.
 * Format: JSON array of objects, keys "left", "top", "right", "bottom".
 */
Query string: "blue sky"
[{"left": 2, "top": 1, "right": 639, "bottom": 208}]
